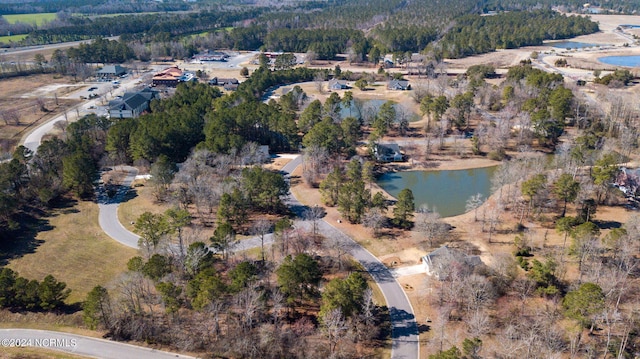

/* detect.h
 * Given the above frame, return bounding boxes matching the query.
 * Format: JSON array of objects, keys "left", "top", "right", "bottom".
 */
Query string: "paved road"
[
  {"left": 21, "top": 74, "right": 145, "bottom": 155},
  {"left": 97, "top": 166, "right": 141, "bottom": 248},
  {"left": 281, "top": 156, "right": 420, "bottom": 359},
  {"left": 0, "top": 329, "right": 195, "bottom": 359}
]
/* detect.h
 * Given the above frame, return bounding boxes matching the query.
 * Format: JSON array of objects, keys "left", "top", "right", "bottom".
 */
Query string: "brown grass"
[
  {"left": 7, "top": 200, "right": 137, "bottom": 304},
  {"left": 0, "top": 74, "right": 81, "bottom": 151},
  {"left": 117, "top": 181, "right": 169, "bottom": 232},
  {"left": 0, "top": 346, "right": 90, "bottom": 358}
]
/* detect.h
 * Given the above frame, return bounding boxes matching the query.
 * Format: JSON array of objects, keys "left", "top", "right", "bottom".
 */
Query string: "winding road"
[
  {"left": 97, "top": 155, "right": 419, "bottom": 358},
  {"left": 17, "top": 85, "right": 419, "bottom": 358},
  {"left": 281, "top": 156, "right": 419, "bottom": 359}
]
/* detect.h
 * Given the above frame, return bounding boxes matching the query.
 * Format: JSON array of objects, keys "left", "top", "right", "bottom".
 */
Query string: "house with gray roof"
[
  {"left": 328, "top": 79, "right": 349, "bottom": 90},
  {"left": 387, "top": 79, "right": 410, "bottom": 90},
  {"left": 97, "top": 65, "right": 127, "bottom": 79},
  {"left": 109, "top": 88, "right": 160, "bottom": 119},
  {"left": 374, "top": 143, "right": 403, "bottom": 162}
]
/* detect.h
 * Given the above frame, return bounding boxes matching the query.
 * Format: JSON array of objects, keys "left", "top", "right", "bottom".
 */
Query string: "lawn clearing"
[
  {"left": 118, "top": 180, "right": 169, "bottom": 232},
  {"left": 7, "top": 200, "right": 137, "bottom": 304},
  {"left": 2, "top": 13, "right": 57, "bottom": 26},
  {"left": 0, "top": 34, "right": 27, "bottom": 44}
]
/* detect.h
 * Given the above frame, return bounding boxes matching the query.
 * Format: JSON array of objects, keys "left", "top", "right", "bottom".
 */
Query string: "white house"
[
  {"left": 328, "top": 79, "right": 349, "bottom": 90},
  {"left": 421, "top": 246, "right": 482, "bottom": 280}
]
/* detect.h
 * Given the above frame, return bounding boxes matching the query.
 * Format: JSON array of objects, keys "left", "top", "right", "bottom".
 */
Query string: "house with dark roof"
[
  {"left": 97, "top": 65, "right": 127, "bottom": 79},
  {"left": 108, "top": 88, "right": 160, "bottom": 119},
  {"left": 328, "top": 79, "right": 349, "bottom": 90},
  {"left": 223, "top": 83, "right": 239, "bottom": 91},
  {"left": 421, "top": 246, "right": 483, "bottom": 280},
  {"left": 387, "top": 79, "right": 410, "bottom": 90},
  {"left": 209, "top": 77, "right": 239, "bottom": 86},
  {"left": 374, "top": 143, "right": 404, "bottom": 162}
]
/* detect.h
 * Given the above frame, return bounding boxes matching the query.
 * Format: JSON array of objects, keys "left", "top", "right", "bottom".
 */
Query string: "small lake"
[
  {"left": 546, "top": 41, "right": 600, "bottom": 49},
  {"left": 376, "top": 166, "right": 497, "bottom": 218},
  {"left": 598, "top": 55, "right": 640, "bottom": 67}
]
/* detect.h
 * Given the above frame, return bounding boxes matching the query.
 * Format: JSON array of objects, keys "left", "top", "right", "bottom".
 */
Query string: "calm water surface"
[
  {"left": 598, "top": 55, "right": 640, "bottom": 67},
  {"left": 546, "top": 41, "right": 600, "bottom": 49},
  {"left": 376, "top": 166, "right": 497, "bottom": 217}
]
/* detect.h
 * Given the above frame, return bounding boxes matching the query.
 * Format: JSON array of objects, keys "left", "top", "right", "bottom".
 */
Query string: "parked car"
[{"left": 88, "top": 87, "right": 98, "bottom": 91}]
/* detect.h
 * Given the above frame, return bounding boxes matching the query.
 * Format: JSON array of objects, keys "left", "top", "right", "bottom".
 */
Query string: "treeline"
[
  {"left": 0, "top": 0, "right": 189, "bottom": 15},
  {"left": 106, "top": 67, "right": 316, "bottom": 165},
  {"left": 108, "top": 82, "right": 222, "bottom": 164},
  {"left": 371, "top": 25, "right": 438, "bottom": 53},
  {"left": 0, "top": 268, "right": 69, "bottom": 311},
  {"left": 83, "top": 241, "right": 385, "bottom": 357},
  {"left": 0, "top": 114, "right": 109, "bottom": 240},
  {"left": 22, "top": 9, "right": 261, "bottom": 46},
  {"left": 263, "top": 28, "right": 368, "bottom": 60},
  {"left": 484, "top": 0, "right": 640, "bottom": 13},
  {"left": 67, "top": 37, "right": 134, "bottom": 64},
  {"left": 433, "top": 10, "right": 599, "bottom": 58}
]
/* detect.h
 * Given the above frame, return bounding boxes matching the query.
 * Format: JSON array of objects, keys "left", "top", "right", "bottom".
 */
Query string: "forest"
[{"left": 0, "top": 0, "right": 606, "bottom": 60}]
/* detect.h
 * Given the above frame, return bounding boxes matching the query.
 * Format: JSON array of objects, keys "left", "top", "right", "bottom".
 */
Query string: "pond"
[
  {"left": 598, "top": 55, "right": 640, "bottom": 67},
  {"left": 376, "top": 166, "right": 497, "bottom": 217},
  {"left": 546, "top": 41, "right": 601, "bottom": 49},
  {"left": 339, "top": 99, "right": 420, "bottom": 122}
]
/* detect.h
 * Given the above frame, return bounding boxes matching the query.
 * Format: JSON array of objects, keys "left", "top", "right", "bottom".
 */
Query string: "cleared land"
[
  {"left": 6, "top": 200, "right": 137, "bottom": 304},
  {"left": 0, "top": 34, "right": 28, "bottom": 44},
  {"left": 0, "top": 74, "right": 82, "bottom": 153},
  {"left": 2, "top": 13, "right": 57, "bottom": 25}
]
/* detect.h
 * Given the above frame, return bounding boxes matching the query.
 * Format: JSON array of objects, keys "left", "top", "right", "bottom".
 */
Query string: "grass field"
[
  {"left": 2, "top": 13, "right": 57, "bottom": 25},
  {"left": 187, "top": 27, "right": 233, "bottom": 39},
  {"left": 0, "top": 34, "right": 28, "bottom": 43},
  {"left": 6, "top": 200, "right": 138, "bottom": 304},
  {"left": 0, "top": 346, "right": 90, "bottom": 358}
]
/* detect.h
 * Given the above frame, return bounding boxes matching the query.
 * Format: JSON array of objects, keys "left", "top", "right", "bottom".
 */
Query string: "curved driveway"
[
  {"left": 282, "top": 156, "right": 419, "bottom": 359},
  {"left": 0, "top": 329, "right": 195, "bottom": 359},
  {"left": 21, "top": 100, "right": 418, "bottom": 358},
  {"left": 97, "top": 166, "right": 141, "bottom": 248}
]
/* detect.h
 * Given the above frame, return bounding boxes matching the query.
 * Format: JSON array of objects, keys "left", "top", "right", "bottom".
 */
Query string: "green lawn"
[
  {"left": 0, "top": 34, "right": 28, "bottom": 44},
  {"left": 2, "top": 13, "right": 57, "bottom": 25}
]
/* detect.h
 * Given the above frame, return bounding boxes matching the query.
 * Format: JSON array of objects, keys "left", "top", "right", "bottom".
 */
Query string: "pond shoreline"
[{"left": 376, "top": 156, "right": 500, "bottom": 175}]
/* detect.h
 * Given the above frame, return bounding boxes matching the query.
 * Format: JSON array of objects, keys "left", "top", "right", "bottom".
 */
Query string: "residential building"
[
  {"left": 328, "top": 79, "right": 349, "bottom": 90},
  {"left": 421, "top": 246, "right": 483, "bottom": 280},
  {"left": 387, "top": 79, "right": 410, "bottom": 90},
  {"left": 108, "top": 88, "right": 160, "bottom": 119},
  {"left": 374, "top": 143, "right": 404, "bottom": 162},
  {"left": 209, "top": 77, "right": 239, "bottom": 86},
  {"left": 97, "top": 65, "right": 127, "bottom": 79}
]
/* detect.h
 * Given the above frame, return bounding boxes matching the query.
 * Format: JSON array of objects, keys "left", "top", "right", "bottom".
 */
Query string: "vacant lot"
[
  {"left": 2, "top": 13, "right": 57, "bottom": 26},
  {"left": 0, "top": 74, "right": 82, "bottom": 153},
  {"left": 0, "top": 34, "right": 28, "bottom": 44},
  {"left": 6, "top": 200, "right": 137, "bottom": 304}
]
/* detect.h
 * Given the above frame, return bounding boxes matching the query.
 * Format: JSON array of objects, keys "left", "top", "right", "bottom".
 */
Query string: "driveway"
[
  {"left": 282, "top": 156, "right": 419, "bottom": 359},
  {"left": 97, "top": 166, "right": 141, "bottom": 248}
]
